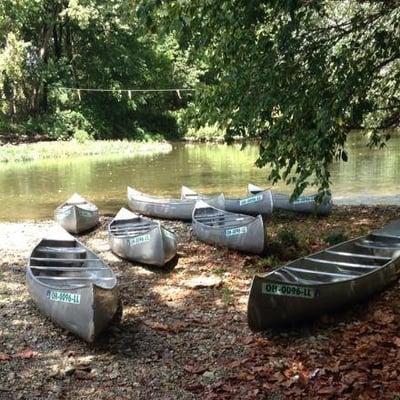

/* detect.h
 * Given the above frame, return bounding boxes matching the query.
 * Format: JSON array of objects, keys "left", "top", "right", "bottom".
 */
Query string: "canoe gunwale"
[
  {"left": 181, "top": 185, "right": 273, "bottom": 214},
  {"left": 252, "top": 234, "right": 398, "bottom": 289},
  {"left": 27, "top": 236, "right": 117, "bottom": 291},
  {"left": 108, "top": 208, "right": 177, "bottom": 266},
  {"left": 193, "top": 214, "right": 261, "bottom": 231},
  {"left": 128, "top": 186, "right": 223, "bottom": 207}
]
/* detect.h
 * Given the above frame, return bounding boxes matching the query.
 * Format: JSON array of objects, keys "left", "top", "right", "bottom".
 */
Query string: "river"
[{"left": 1, "top": 132, "right": 400, "bottom": 221}]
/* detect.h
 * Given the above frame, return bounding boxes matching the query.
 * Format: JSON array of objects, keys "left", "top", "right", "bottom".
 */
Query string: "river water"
[{"left": 1, "top": 132, "right": 400, "bottom": 221}]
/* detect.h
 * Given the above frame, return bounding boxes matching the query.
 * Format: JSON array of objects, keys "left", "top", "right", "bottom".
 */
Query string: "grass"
[
  {"left": 0, "top": 139, "right": 172, "bottom": 163},
  {"left": 220, "top": 286, "right": 235, "bottom": 305},
  {"left": 185, "top": 124, "right": 226, "bottom": 142}
]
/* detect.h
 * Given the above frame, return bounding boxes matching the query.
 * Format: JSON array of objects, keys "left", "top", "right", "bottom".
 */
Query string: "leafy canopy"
[
  {"left": 0, "top": 0, "right": 197, "bottom": 139},
  {"left": 140, "top": 0, "right": 400, "bottom": 196}
]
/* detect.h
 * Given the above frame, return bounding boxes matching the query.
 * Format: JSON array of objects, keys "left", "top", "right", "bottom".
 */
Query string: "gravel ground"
[{"left": 1, "top": 206, "right": 400, "bottom": 399}]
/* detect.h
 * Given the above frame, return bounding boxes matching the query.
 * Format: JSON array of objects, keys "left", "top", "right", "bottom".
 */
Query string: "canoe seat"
[
  {"left": 272, "top": 269, "right": 323, "bottom": 284},
  {"left": 284, "top": 266, "right": 361, "bottom": 282},
  {"left": 325, "top": 250, "right": 391, "bottom": 261},
  {"left": 30, "top": 257, "right": 97, "bottom": 263},
  {"left": 305, "top": 256, "right": 380, "bottom": 269},
  {"left": 30, "top": 266, "right": 107, "bottom": 272},
  {"left": 355, "top": 239, "right": 400, "bottom": 250},
  {"left": 111, "top": 221, "right": 154, "bottom": 229},
  {"left": 110, "top": 228, "right": 153, "bottom": 235},
  {"left": 36, "top": 246, "right": 86, "bottom": 255}
]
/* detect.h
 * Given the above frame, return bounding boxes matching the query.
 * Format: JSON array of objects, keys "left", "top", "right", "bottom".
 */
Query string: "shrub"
[
  {"left": 49, "top": 110, "right": 95, "bottom": 140},
  {"left": 73, "top": 129, "right": 91, "bottom": 143},
  {"left": 277, "top": 228, "right": 300, "bottom": 248},
  {"left": 325, "top": 231, "right": 348, "bottom": 246}
]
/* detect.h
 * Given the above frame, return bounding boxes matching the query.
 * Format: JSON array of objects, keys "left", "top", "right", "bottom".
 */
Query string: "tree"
[
  {"left": 140, "top": 0, "right": 400, "bottom": 196},
  {"left": 0, "top": 0, "right": 192, "bottom": 139}
]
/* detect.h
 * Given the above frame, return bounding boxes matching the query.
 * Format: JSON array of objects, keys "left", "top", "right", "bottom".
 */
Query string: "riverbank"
[
  {"left": 0, "top": 140, "right": 172, "bottom": 163},
  {"left": 1, "top": 205, "right": 400, "bottom": 399}
]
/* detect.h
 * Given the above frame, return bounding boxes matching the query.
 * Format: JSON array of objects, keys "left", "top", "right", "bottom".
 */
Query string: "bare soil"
[{"left": 1, "top": 206, "right": 400, "bottom": 399}]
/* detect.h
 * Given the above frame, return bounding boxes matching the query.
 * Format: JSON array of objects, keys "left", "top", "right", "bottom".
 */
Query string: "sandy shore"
[{"left": 1, "top": 206, "right": 400, "bottom": 399}]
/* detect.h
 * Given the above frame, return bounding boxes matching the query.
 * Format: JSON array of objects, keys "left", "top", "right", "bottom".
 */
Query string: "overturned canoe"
[
  {"left": 181, "top": 186, "right": 273, "bottom": 216},
  {"left": 26, "top": 226, "right": 119, "bottom": 342},
  {"left": 127, "top": 186, "right": 225, "bottom": 220},
  {"left": 248, "top": 220, "right": 400, "bottom": 330},
  {"left": 108, "top": 207, "right": 177, "bottom": 266},
  {"left": 54, "top": 193, "right": 99, "bottom": 234},
  {"left": 192, "top": 200, "right": 265, "bottom": 254},
  {"left": 248, "top": 184, "right": 332, "bottom": 215}
]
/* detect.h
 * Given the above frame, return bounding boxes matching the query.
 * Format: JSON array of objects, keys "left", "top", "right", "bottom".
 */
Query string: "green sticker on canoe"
[
  {"left": 239, "top": 194, "right": 263, "bottom": 206},
  {"left": 47, "top": 290, "right": 81, "bottom": 304},
  {"left": 79, "top": 209, "right": 93, "bottom": 218},
  {"left": 129, "top": 233, "right": 150, "bottom": 246},
  {"left": 293, "top": 195, "right": 315, "bottom": 205},
  {"left": 262, "top": 283, "right": 315, "bottom": 299},
  {"left": 226, "top": 226, "right": 247, "bottom": 237}
]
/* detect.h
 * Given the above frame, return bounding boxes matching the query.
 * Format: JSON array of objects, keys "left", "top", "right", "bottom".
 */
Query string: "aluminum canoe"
[
  {"left": 192, "top": 200, "right": 265, "bottom": 254},
  {"left": 181, "top": 186, "right": 273, "bottom": 216},
  {"left": 108, "top": 207, "right": 177, "bottom": 266},
  {"left": 127, "top": 186, "right": 225, "bottom": 220},
  {"left": 248, "top": 183, "right": 332, "bottom": 215},
  {"left": 54, "top": 193, "right": 99, "bottom": 234},
  {"left": 26, "top": 226, "right": 119, "bottom": 342},
  {"left": 247, "top": 220, "right": 400, "bottom": 330}
]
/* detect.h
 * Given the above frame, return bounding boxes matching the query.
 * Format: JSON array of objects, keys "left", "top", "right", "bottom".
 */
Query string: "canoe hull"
[
  {"left": 26, "top": 273, "right": 118, "bottom": 342},
  {"left": 247, "top": 225, "right": 400, "bottom": 330},
  {"left": 248, "top": 184, "right": 331, "bottom": 215},
  {"left": 248, "top": 259, "right": 400, "bottom": 330},
  {"left": 182, "top": 186, "right": 273, "bottom": 216},
  {"left": 54, "top": 205, "right": 99, "bottom": 234},
  {"left": 109, "top": 225, "right": 177, "bottom": 266},
  {"left": 27, "top": 231, "right": 118, "bottom": 342},
  {"left": 225, "top": 190, "right": 273, "bottom": 215},
  {"left": 192, "top": 213, "right": 265, "bottom": 254},
  {"left": 128, "top": 187, "right": 225, "bottom": 220},
  {"left": 272, "top": 193, "right": 332, "bottom": 215}
]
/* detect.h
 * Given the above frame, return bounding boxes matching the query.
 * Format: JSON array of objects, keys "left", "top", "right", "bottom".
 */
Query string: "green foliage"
[
  {"left": 0, "top": 140, "right": 172, "bottom": 163},
  {"left": 142, "top": 1, "right": 400, "bottom": 195},
  {"left": 277, "top": 229, "right": 300, "bottom": 249},
  {"left": 73, "top": 129, "right": 91, "bottom": 143},
  {"left": 0, "top": 0, "right": 198, "bottom": 140},
  {"left": 186, "top": 124, "right": 225, "bottom": 141},
  {"left": 324, "top": 231, "right": 349, "bottom": 246},
  {"left": 220, "top": 286, "right": 234, "bottom": 305},
  {"left": 49, "top": 110, "right": 94, "bottom": 140}
]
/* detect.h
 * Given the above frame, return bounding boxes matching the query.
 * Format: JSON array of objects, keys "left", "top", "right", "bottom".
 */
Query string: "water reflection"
[{"left": 1, "top": 132, "right": 400, "bottom": 221}]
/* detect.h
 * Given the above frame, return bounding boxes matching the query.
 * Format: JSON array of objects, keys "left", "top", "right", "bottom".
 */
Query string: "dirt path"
[{"left": 1, "top": 206, "right": 400, "bottom": 399}]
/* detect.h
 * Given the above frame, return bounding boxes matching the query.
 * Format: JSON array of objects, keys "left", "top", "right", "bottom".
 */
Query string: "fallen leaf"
[
  {"left": 183, "top": 365, "right": 209, "bottom": 374},
  {"left": 373, "top": 310, "right": 395, "bottom": 325},
  {"left": 14, "top": 349, "right": 35, "bottom": 359},
  {"left": 0, "top": 352, "right": 11, "bottom": 361},
  {"left": 317, "top": 386, "right": 337, "bottom": 395},
  {"left": 298, "top": 371, "right": 309, "bottom": 385},
  {"left": 143, "top": 320, "right": 187, "bottom": 334}
]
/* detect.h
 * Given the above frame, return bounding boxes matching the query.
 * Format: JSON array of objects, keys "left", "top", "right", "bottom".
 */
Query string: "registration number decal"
[
  {"left": 129, "top": 234, "right": 150, "bottom": 246},
  {"left": 47, "top": 290, "right": 81, "bottom": 304},
  {"left": 239, "top": 194, "right": 263, "bottom": 206},
  {"left": 226, "top": 226, "right": 247, "bottom": 237},
  {"left": 262, "top": 283, "right": 315, "bottom": 299},
  {"left": 79, "top": 209, "right": 93, "bottom": 218},
  {"left": 293, "top": 195, "right": 315, "bottom": 205}
]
